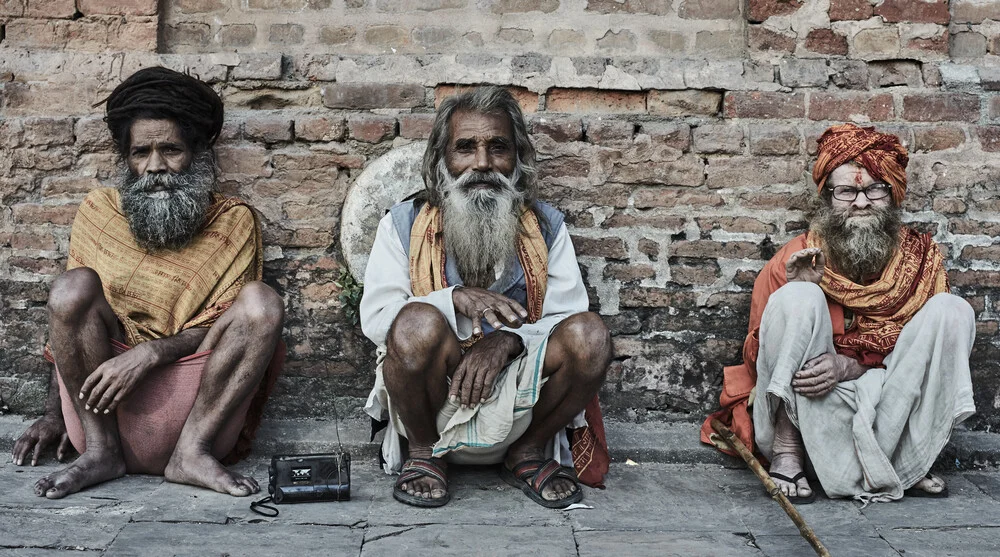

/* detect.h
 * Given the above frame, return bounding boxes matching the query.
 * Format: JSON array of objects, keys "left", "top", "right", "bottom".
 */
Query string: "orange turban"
[{"left": 813, "top": 123, "right": 909, "bottom": 205}]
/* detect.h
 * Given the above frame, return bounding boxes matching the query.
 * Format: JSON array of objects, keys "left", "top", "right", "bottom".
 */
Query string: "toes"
[{"left": 34, "top": 477, "right": 53, "bottom": 496}]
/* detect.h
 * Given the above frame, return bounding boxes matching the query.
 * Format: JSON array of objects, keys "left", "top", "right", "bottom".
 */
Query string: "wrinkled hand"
[
  {"left": 12, "top": 415, "right": 71, "bottom": 466},
  {"left": 79, "top": 344, "right": 156, "bottom": 415},
  {"left": 792, "top": 353, "right": 862, "bottom": 397},
  {"left": 452, "top": 286, "right": 527, "bottom": 336},
  {"left": 785, "top": 248, "right": 826, "bottom": 284},
  {"left": 448, "top": 332, "right": 523, "bottom": 408}
]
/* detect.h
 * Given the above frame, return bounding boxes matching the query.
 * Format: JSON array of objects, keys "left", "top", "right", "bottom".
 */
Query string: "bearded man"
[
  {"left": 361, "top": 86, "right": 611, "bottom": 508},
  {"left": 11, "top": 67, "right": 284, "bottom": 499},
  {"left": 701, "top": 124, "right": 975, "bottom": 504}
]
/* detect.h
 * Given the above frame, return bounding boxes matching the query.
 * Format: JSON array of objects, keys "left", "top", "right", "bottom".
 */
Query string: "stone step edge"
[{"left": 1, "top": 414, "right": 997, "bottom": 469}]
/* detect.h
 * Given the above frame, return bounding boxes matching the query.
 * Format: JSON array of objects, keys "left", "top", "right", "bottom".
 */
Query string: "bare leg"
[
  {"left": 163, "top": 282, "right": 283, "bottom": 496},
  {"left": 35, "top": 268, "right": 127, "bottom": 499},
  {"left": 770, "top": 404, "right": 812, "bottom": 498},
  {"left": 382, "top": 303, "right": 461, "bottom": 501},
  {"left": 504, "top": 312, "right": 611, "bottom": 501}
]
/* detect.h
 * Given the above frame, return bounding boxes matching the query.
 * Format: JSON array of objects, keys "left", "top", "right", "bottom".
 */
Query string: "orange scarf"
[
  {"left": 808, "top": 227, "right": 949, "bottom": 358},
  {"left": 408, "top": 202, "right": 610, "bottom": 488}
]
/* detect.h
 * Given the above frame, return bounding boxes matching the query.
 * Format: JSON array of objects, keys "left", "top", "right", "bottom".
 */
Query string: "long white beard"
[
  {"left": 439, "top": 160, "right": 524, "bottom": 289},
  {"left": 812, "top": 201, "right": 901, "bottom": 282}
]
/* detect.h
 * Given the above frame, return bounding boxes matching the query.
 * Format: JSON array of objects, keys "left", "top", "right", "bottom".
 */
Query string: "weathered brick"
[
  {"left": 949, "top": 219, "right": 1000, "bottom": 236},
  {"left": 413, "top": 26, "right": 459, "bottom": 49},
  {"left": 671, "top": 240, "right": 760, "bottom": 259},
  {"left": 269, "top": 24, "right": 305, "bottom": 45},
  {"left": 748, "top": 25, "right": 795, "bottom": 52},
  {"left": 830, "top": 0, "right": 872, "bottom": 20},
  {"left": 749, "top": 125, "right": 801, "bottom": 156},
  {"left": 538, "top": 157, "right": 591, "bottom": 181},
  {"left": 318, "top": 26, "right": 356, "bottom": 45},
  {"left": 830, "top": 59, "right": 870, "bottom": 90},
  {"left": 805, "top": 29, "right": 848, "bottom": 56},
  {"left": 12, "top": 203, "right": 79, "bottom": 226},
  {"left": 24, "top": 0, "right": 75, "bottom": 17},
  {"left": 216, "top": 145, "right": 273, "bottom": 176},
  {"left": 348, "top": 115, "right": 397, "bottom": 143},
  {"left": 609, "top": 156, "right": 705, "bottom": 186},
  {"left": 364, "top": 25, "right": 411, "bottom": 48},
  {"left": 596, "top": 30, "right": 638, "bottom": 53},
  {"left": 977, "top": 126, "right": 1000, "bottom": 152},
  {"left": 167, "top": 23, "right": 212, "bottom": 46},
  {"left": 874, "top": 0, "right": 949, "bottom": 23},
  {"left": 649, "top": 30, "right": 686, "bottom": 51},
  {"left": 232, "top": 54, "right": 282, "bottom": 80},
  {"left": 493, "top": 0, "right": 559, "bottom": 13},
  {"left": 248, "top": 0, "right": 305, "bottom": 7},
  {"left": 436, "top": 85, "right": 537, "bottom": 113},
  {"left": 693, "top": 124, "right": 744, "bottom": 154},
  {"left": 177, "top": 0, "right": 227, "bottom": 12},
  {"left": 748, "top": 0, "right": 802, "bottom": 22},
  {"left": 853, "top": 28, "right": 901, "bottom": 58},
  {"left": 868, "top": 60, "right": 922, "bottom": 87},
  {"left": 398, "top": 114, "right": 436, "bottom": 140},
  {"left": 778, "top": 59, "right": 830, "bottom": 87},
  {"left": 638, "top": 122, "right": 691, "bottom": 151},
  {"left": 23, "top": 118, "right": 74, "bottom": 146},
  {"left": 547, "top": 89, "right": 646, "bottom": 114},
  {"left": 530, "top": 116, "right": 584, "bottom": 142},
  {"left": 218, "top": 24, "right": 257, "bottom": 47},
  {"left": 950, "top": 32, "right": 988, "bottom": 58},
  {"left": 907, "top": 30, "right": 949, "bottom": 54},
  {"left": 952, "top": 0, "right": 1000, "bottom": 24},
  {"left": 586, "top": 0, "right": 669, "bottom": 14},
  {"left": 679, "top": 0, "right": 740, "bottom": 19},
  {"left": 41, "top": 176, "right": 103, "bottom": 196},
  {"left": 670, "top": 258, "right": 721, "bottom": 285},
  {"left": 633, "top": 188, "right": 724, "bottom": 209},
  {"left": 324, "top": 84, "right": 425, "bottom": 110},
  {"left": 694, "top": 30, "right": 745, "bottom": 54},
  {"left": 932, "top": 197, "right": 968, "bottom": 214},
  {"left": 619, "top": 286, "right": 693, "bottom": 308},
  {"left": 990, "top": 97, "right": 1000, "bottom": 119},
  {"left": 647, "top": 90, "right": 722, "bottom": 117},
  {"left": 604, "top": 263, "right": 656, "bottom": 282},
  {"left": 570, "top": 236, "right": 628, "bottom": 259},
  {"left": 11, "top": 230, "right": 58, "bottom": 251},
  {"left": 698, "top": 216, "right": 776, "bottom": 234},
  {"left": 912, "top": 126, "right": 965, "bottom": 152},
  {"left": 903, "top": 93, "right": 980, "bottom": 122},
  {"left": 809, "top": 92, "right": 895, "bottom": 122},
  {"left": 705, "top": 157, "right": 804, "bottom": 189},
  {"left": 79, "top": 0, "right": 157, "bottom": 15},
  {"left": 586, "top": 119, "right": 634, "bottom": 145},
  {"left": 950, "top": 270, "right": 1000, "bottom": 288},
  {"left": 602, "top": 212, "right": 686, "bottom": 230},
  {"left": 244, "top": 115, "right": 293, "bottom": 143},
  {"left": 497, "top": 27, "right": 533, "bottom": 44},
  {"left": 374, "top": 0, "right": 468, "bottom": 10},
  {"left": 723, "top": 92, "right": 806, "bottom": 119}
]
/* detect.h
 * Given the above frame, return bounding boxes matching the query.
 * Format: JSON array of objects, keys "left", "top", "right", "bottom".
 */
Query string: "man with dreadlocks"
[
  {"left": 12, "top": 67, "right": 284, "bottom": 499},
  {"left": 361, "top": 86, "right": 611, "bottom": 508},
  {"left": 701, "top": 124, "right": 975, "bottom": 503}
]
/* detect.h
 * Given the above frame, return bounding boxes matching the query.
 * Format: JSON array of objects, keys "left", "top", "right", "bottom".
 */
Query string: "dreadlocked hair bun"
[{"left": 104, "top": 67, "right": 224, "bottom": 154}]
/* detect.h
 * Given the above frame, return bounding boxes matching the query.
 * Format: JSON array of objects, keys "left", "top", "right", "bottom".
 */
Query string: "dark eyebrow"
[
  {"left": 488, "top": 137, "right": 511, "bottom": 147},
  {"left": 453, "top": 138, "right": 476, "bottom": 148}
]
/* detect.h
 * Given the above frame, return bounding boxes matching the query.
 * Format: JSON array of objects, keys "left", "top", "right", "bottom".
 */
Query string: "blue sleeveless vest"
[{"left": 389, "top": 200, "right": 565, "bottom": 335}]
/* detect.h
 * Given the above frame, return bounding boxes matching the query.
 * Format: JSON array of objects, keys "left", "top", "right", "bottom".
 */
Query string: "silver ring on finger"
[{"left": 479, "top": 307, "right": 492, "bottom": 319}]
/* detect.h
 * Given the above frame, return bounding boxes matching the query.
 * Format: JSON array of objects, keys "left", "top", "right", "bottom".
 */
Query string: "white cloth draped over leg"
[{"left": 753, "top": 282, "right": 976, "bottom": 502}]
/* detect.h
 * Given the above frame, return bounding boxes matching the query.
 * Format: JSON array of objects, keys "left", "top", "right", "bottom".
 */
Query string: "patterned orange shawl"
[
  {"left": 807, "top": 227, "right": 949, "bottom": 359},
  {"left": 68, "top": 188, "right": 262, "bottom": 346},
  {"left": 408, "top": 202, "right": 610, "bottom": 488}
]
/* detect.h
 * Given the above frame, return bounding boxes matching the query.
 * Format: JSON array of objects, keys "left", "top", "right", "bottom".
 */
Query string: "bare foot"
[
  {"left": 34, "top": 448, "right": 126, "bottom": 499},
  {"left": 505, "top": 448, "right": 577, "bottom": 502},
  {"left": 164, "top": 446, "right": 259, "bottom": 497},
  {"left": 399, "top": 444, "right": 447, "bottom": 501},
  {"left": 912, "top": 473, "right": 947, "bottom": 495}
]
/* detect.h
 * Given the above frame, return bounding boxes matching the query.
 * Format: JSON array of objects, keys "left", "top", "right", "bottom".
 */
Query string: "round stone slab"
[{"left": 340, "top": 141, "right": 427, "bottom": 280}]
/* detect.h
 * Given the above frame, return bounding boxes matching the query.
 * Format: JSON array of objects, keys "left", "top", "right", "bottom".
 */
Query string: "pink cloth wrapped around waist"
[{"left": 56, "top": 339, "right": 254, "bottom": 475}]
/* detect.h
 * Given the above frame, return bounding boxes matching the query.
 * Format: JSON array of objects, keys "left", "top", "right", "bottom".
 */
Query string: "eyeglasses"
[{"left": 828, "top": 183, "right": 891, "bottom": 202}]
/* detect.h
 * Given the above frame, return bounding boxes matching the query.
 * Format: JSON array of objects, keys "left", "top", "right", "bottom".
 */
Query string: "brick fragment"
[
  {"left": 748, "top": 25, "right": 795, "bottom": 52},
  {"left": 671, "top": 240, "right": 760, "bottom": 259},
  {"left": 693, "top": 124, "right": 744, "bottom": 154},
  {"left": 177, "top": 0, "right": 227, "bottom": 12},
  {"left": 167, "top": 23, "right": 212, "bottom": 46},
  {"left": 348, "top": 115, "right": 397, "bottom": 143},
  {"left": 809, "top": 92, "right": 894, "bottom": 122},
  {"left": 633, "top": 188, "right": 724, "bottom": 209},
  {"left": 493, "top": 0, "right": 559, "bottom": 13},
  {"left": 244, "top": 115, "right": 293, "bottom": 143},
  {"left": 436, "top": 85, "right": 537, "bottom": 112},
  {"left": 364, "top": 25, "right": 411, "bottom": 49},
  {"left": 546, "top": 89, "right": 646, "bottom": 114},
  {"left": 705, "top": 157, "right": 804, "bottom": 189},
  {"left": 570, "top": 236, "right": 628, "bottom": 259},
  {"left": 647, "top": 90, "right": 722, "bottom": 117},
  {"left": 853, "top": 28, "right": 901, "bottom": 58},
  {"left": 318, "top": 26, "right": 356, "bottom": 45},
  {"left": 868, "top": 60, "right": 923, "bottom": 87},
  {"left": 12, "top": 203, "right": 79, "bottom": 226},
  {"left": 805, "top": 29, "right": 848, "bottom": 55},
  {"left": 586, "top": 0, "right": 669, "bottom": 13},
  {"left": 874, "top": 0, "right": 949, "bottom": 23},
  {"left": 912, "top": 126, "right": 965, "bottom": 152},
  {"left": 270, "top": 24, "right": 305, "bottom": 45},
  {"left": 950, "top": 32, "right": 988, "bottom": 58},
  {"left": 232, "top": 54, "right": 282, "bottom": 80},
  {"left": 908, "top": 30, "right": 948, "bottom": 54},
  {"left": 748, "top": 0, "right": 802, "bottom": 22},
  {"left": 604, "top": 263, "right": 656, "bottom": 282},
  {"left": 610, "top": 156, "right": 705, "bottom": 186},
  {"left": 78, "top": 0, "right": 157, "bottom": 15},
  {"left": 670, "top": 258, "right": 721, "bottom": 285},
  {"left": 932, "top": 198, "right": 968, "bottom": 214},
  {"left": 952, "top": 0, "right": 1000, "bottom": 23},
  {"left": 323, "top": 83, "right": 426, "bottom": 109},
  {"left": 586, "top": 119, "right": 634, "bottom": 145},
  {"left": 829, "top": 0, "right": 872, "bottom": 20},
  {"left": 23, "top": 118, "right": 74, "bottom": 146},
  {"left": 219, "top": 24, "right": 257, "bottom": 47},
  {"left": 903, "top": 93, "right": 980, "bottom": 122},
  {"left": 977, "top": 126, "right": 1000, "bottom": 152},
  {"left": 25, "top": 0, "right": 75, "bottom": 17},
  {"left": 638, "top": 123, "right": 691, "bottom": 151},
  {"left": 398, "top": 114, "right": 436, "bottom": 140},
  {"left": 778, "top": 59, "right": 830, "bottom": 87},
  {"left": 11, "top": 231, "right": 58, "bottom": 251},
  {"left": 723, "top": 92, "right": 806, "bottom": 119},
  {"left": 679, "top": 0, "right": 740, "bottom": 19},
  {"left": 749, "top": 125, "right": 801, "bottom": 156},
  {"left": 530, "top": 116, "right": 584, "bottom": 142}
]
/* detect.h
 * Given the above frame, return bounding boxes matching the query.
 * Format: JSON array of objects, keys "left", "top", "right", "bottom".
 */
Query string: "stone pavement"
[{"left": 3, "top": 415, "right": 1000, "bottom": 556}]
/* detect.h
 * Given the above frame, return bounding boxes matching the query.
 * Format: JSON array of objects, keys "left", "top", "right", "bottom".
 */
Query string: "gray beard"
[
  {"left": 811, "top": 199, "right": 901, "bottom": 283},
  {"left": 439, "top": 160, "right": 524, "bottom": 289},
  {"left": 117, "top": 152, "right": 216, "bottom": 252}
]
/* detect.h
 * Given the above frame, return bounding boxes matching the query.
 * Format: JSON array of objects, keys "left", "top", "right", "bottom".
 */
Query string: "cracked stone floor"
[{"left": 1, "top": 456, "right": 1000, "bottom": 556}]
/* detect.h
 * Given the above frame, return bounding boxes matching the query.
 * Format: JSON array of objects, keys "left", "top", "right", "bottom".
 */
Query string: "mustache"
[{"left": 451, "top": 170, "right": 516, "bottom": 192}]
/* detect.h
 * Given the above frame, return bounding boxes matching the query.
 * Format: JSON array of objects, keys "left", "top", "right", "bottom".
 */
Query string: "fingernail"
[
  {"left": 480, "top": 398, "right": 485, "bottom": 403},
  {"left": 450, "top": 395, "right": 457, "bottom": 402},
  {"left": 103, "top": 409, "right": 109, "bottom": 414},
  {"left": 84, "top": 405, "right": 90, "bottom": 410},
  {"left": 78, "top": 393, "right": 84, "bottom": 399},
  {"left": 93, "top": 408, "right": 99, "bottom": 414}
]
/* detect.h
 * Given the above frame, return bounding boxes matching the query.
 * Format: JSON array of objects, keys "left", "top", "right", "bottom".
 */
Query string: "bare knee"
[
  {"left": 385, "top": 303, "right": 451, "bottom": 369},
  {"left": 554, "top": 312, "right": 612, "bottom": 383},
  {"left": 231, "top": 282, "right": 284, "bottom": 337},
  {"left": 47, "top": 268, "right": 104, "bottom": 322}
]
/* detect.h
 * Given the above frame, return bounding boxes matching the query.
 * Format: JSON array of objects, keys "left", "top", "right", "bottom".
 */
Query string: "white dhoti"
[
  {"left": 364, "top": 329, "right": 583, "bottom": 474},
  {"left": 753, "top": 282, "right": 976, "bottom": 502}
]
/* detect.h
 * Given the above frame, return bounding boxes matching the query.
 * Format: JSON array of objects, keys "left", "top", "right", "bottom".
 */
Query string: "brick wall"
[{"left": 2, "top": 0, "right": 1000, "bottom": 426}]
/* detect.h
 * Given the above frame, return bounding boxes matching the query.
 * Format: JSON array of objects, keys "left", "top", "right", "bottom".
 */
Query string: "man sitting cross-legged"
[
  {"left": 361, "top": 86, "right": 612, "bottom": 508},
  {"left": 702, "top": 124, "right": 975, "bottom": 503},
  {"left": 12, "top": 67, "right": 284, "bottom": 499}
]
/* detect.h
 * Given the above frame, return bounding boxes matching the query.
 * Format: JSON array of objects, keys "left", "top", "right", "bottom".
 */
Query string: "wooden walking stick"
[{"left": 711, "top": 418, "right": 831, "bottom": 557}]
